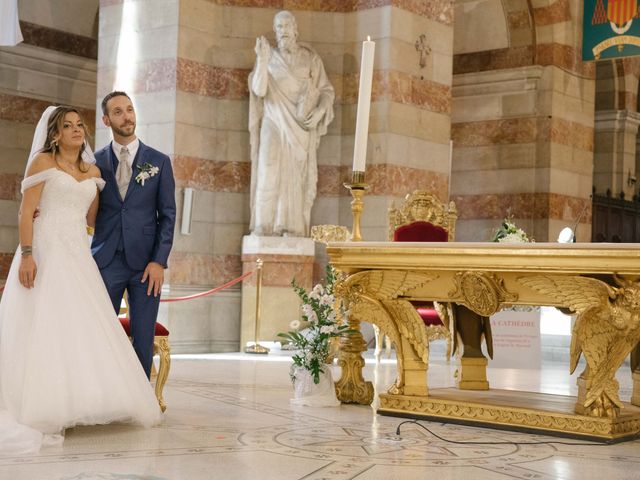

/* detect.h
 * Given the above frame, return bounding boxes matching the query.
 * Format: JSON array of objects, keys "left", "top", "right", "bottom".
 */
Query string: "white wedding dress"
[{"left": 0, "top": 168, "right": 161, "bottom": 455}]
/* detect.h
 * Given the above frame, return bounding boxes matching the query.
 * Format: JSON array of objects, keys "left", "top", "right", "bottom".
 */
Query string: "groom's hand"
[{"left": 142, "top": 262, "right": 164, "bottom": 297}]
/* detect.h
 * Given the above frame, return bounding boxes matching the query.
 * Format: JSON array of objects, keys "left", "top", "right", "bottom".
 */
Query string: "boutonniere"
[{"left": 135, "top": 162, "right": 160, "bottom": 186}]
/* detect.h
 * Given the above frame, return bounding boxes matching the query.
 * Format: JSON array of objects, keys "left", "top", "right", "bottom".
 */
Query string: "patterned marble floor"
[{"left": 2, "top": 351, "right": 639, "bottom": 480}]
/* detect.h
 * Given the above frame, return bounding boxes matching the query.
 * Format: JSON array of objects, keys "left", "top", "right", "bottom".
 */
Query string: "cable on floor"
[{"left": 393, "top": 419, "right": 621, "bottom": 446}]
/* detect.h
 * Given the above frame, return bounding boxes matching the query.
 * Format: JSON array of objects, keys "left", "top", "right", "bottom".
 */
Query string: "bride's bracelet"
[{"left": 21, "top": 245, "right": 33, "bottom": 257}]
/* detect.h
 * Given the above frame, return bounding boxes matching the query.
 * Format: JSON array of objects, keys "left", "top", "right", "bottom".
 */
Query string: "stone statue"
[{"left": 249, "top": 10, "right": 335, "bottom": 237}]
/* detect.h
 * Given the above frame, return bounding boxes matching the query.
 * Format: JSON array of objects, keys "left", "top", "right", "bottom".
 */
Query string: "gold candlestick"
[
  {"left": 335, "top": 170, "right": 373, "bottom": 405},
  {"left": 344, "top": 170, "right": 369, "bottom": 242}
]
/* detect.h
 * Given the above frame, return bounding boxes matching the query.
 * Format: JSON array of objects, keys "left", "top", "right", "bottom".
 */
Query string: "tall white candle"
[{"left": 352, "top": 36, "right": 375, "bottom": 173}]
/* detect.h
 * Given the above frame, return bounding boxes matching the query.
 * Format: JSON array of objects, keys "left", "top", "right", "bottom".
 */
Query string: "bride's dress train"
[{"left": 0, "top": 168, "right": 161, "bottom": 454}]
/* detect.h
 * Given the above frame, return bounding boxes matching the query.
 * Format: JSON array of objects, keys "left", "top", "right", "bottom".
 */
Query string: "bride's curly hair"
[{"left": 42, "top": 106, "right": 91, "bottom": 173}]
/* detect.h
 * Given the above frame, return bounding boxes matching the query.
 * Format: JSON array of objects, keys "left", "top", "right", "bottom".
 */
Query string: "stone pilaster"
[{"left": 594, "top": 110, "right": 640, "bottom": 199}]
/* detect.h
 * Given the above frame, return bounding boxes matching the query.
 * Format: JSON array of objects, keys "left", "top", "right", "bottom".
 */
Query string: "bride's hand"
[{"left": 19, "top": 256, "right": 37, "bottom": 289}]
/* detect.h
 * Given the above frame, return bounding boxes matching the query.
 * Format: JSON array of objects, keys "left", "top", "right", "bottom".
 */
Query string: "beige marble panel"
[
  {"left": 536, "top": 90, "right": 596, "bottom": 126},
  {"left": 211, "top": 223, "right": 248, "bottom": 255},
  {"left": 241, "top": 285, "right": 302, "bottom": 347},
  {"left": 174, "top": 125, "right": 244, "bottom": 162},
  {"left": 99, "top": 0, "right": 180, "bottom": 37},
  {"left": 316, "top": 134, "right": 342, "bottom": 166},
  {"left": 452, "top": 168, "right": 539, "bottom": 196},
  {"left": 0, "top": 44, "right": 97, "bottom": 108},
  {"left": 452, "top": 91, "right": 537, "bottom": 123},
  {"left": 0, "top": 200, "right": 19, "bottom": 226},
  {"left": 190, "top": 190, "right": 250, "bottom": 225},
  {"left": 380, "top": 133, "right": 451, "bottom": 172},
  {"left": 19, "top": 0, "right": 99, "bottom": 38},
  {"left": 544, "top": 168, "right": 593, "bottom": 198},
  {"left": 534, "top": 21, "right": 576, "bottom": 47},
  {"left": 98, "top": 26, "right": 180, "bottom": 67},
  {"left": 135, "top": 121, "right": 176, "bottom": 158},
  {"left": 454, "top": 144, "right": 537, "bottom": 172},
  {"left": 178, "top": 28, "right": 259, "bottom": 69},
  {"left": 353, "top": 102, "right": 450, "bottom": 143},
  {"left": 453, "top": 0, "right": 509, "bottom": 55},
  {"left": 343, "top": 6, "right": 392, "bottom": 43},
  {"left": 161, "top": 288, "right": 241, "bottom": 353},
  {"left": 310, "top": 196, "right": 341, "bottom": 226},
  {"left": 0, "top": 225, "right": 20, "bottom": 251},
  {"left": 168, "top": 251, "right": 242, "bottom": 286},
  {"left": 456, "top": 218, "right": 503, "bottom": 242},
  {"left": 173, "top": 220, "right": 216, "bottom": 255},
  {"left": 538, "top": 63, "right": 596, "bottom": 101},
  {"left": 338, "top": 194, "right": 395, "bottom": 230},
  {"left": 546, "top": 142, "right": 595, "bottom": 174},
  {"left": 176, "top": 92, "right": 248, "bottom": 131}
]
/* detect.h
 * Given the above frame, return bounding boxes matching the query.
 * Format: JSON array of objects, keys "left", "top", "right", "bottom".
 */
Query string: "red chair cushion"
[
  {"left": 119, "top": 317, "right": 169, "bottom": 336},
  {"left": 414, "top": 304, "right": 444, "bottom": 327},
  {"left": 393, "top": 221, "right": 448, "bottom": 242}
]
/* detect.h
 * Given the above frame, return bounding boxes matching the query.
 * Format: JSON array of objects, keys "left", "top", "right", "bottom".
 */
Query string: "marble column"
[{"left": 594, "top": 110, "right": 640, "bottom": 199}]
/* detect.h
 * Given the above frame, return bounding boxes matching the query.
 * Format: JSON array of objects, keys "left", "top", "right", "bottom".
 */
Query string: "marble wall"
[
  {"left": 0, "top": 0, "right": 99, "bottom": 278},
  {"left": 451, "top": 0, "right": 595, "bottom": 242}
]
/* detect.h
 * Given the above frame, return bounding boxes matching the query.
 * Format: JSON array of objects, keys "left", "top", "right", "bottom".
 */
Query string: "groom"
[{"left": 92, "top": 91, "right": 176, "bottom": 378}]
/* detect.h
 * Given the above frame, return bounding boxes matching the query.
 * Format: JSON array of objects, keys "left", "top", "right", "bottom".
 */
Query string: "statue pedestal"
[{"left": 240, "top": 235, "right": 315, "bottom": 348}]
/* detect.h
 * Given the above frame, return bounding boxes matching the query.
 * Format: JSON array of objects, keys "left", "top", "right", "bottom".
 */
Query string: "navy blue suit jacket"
[{"left": 92, "top": 141, "right": 176, "bottom": 271}]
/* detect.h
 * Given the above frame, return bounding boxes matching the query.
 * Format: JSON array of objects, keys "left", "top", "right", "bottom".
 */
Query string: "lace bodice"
[{"left": 21, "top": 168, "right": 105, "bottom": 253}]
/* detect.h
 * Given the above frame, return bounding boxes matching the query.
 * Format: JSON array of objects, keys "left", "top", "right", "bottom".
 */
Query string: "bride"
[{"left": 0, "top": 106, "right": 161, "bottom": 454}]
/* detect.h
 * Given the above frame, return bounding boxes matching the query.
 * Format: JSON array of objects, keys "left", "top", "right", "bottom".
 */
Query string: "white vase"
[{"left": 291, "top": 367, "right": 340, "bottom": 407}]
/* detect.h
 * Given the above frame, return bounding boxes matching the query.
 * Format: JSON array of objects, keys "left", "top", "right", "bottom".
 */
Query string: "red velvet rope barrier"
[
  {"left": 0, "top": 272, "right": 253, "bottom": 300},
  {"left": 159, "top": 270, "right": 253, "bottom": 303}
]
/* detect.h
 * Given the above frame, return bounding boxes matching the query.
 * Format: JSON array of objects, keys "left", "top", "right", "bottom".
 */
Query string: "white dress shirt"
[{"left": 112, "top": 138, "right": 140, "bottom": 168}]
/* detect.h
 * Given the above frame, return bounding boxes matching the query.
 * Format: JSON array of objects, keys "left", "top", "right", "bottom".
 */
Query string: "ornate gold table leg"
[
  {"left": 456, "top": 357, "right": 489, "bottom": 390},
  {"left": 335, "top": 315, "right": 374, "bottom": 404},
  {"left": 632, "top": 371, "right": 640, "bottom": 407},
  {"left": 154, "top": 336, "right": 171, "bottom": 412},
  {"left": 453, "top": 305, "right": 490, "bottom": 390},
  {"left": 632, "top": 343, "right": 640, "bottom": 407}
]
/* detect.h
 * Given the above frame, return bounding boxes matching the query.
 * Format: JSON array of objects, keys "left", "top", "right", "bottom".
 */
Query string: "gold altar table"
[{"left": 328, "top": 242, "right": 640, "bottom": 442}]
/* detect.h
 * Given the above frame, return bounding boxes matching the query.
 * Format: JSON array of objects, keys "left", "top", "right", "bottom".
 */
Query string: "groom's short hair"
[{"left": 101, "top": 91, "right": 132, "bottom": 115}]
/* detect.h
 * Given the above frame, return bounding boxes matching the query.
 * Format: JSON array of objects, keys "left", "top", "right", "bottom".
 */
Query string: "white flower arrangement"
[
  {"left": 492, "top": 218, "right": 533, "bottom": 243},
  {"left": 278, "top": 266, "right": 351, "bottom": 385},
  {"left": 135, "top": 162, "right": 160, "bottom": 186}
]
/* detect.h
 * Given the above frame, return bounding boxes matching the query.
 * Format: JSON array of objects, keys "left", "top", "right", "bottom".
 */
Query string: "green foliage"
[{"left": 277, "top": 265, "right": 350, "bottom": 384}]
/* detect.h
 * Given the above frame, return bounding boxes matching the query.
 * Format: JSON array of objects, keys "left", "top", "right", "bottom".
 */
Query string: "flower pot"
[{"left": 291, "top": 366, "right": 340, "bottom": 407}]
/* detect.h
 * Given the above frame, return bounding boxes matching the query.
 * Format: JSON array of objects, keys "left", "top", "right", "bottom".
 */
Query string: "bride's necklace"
[{"left": 56, "top": 157, "right": 80, "bottom": 175}]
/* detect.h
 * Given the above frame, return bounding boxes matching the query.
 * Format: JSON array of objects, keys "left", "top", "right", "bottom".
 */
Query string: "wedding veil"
[{"left": 25, "top": 106, "right": 96, "bottom": 176}]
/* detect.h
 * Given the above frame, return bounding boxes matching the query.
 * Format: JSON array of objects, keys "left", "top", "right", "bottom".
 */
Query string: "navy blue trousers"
[{"left": 100, "top": 251, "right": 160, "bottom": 378}]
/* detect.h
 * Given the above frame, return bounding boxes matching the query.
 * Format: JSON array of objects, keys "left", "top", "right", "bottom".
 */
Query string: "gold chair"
[
  {"left": 119, "top": 296, "right": 171, "bottom": 412},
  {"left": 376, "top": 190, "right": 456, "bottom": 359}
]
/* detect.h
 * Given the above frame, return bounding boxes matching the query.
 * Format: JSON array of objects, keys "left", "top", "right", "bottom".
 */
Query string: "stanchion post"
[{"left": 245, "top": 258, "right": 269, "bottom": 354}]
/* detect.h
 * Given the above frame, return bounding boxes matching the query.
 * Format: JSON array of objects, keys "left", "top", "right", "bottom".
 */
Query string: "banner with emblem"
[{"left": 583, "top": 0, "right": 640, "bottom": 60}]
